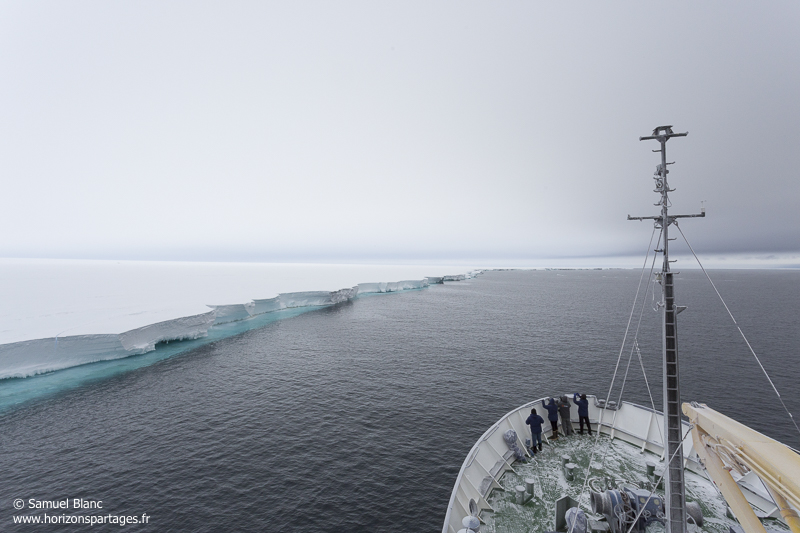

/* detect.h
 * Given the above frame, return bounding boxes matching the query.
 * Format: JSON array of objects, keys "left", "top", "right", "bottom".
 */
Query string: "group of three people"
[{"left": 525, "top": 393, "right": 592, "bottom": 453}]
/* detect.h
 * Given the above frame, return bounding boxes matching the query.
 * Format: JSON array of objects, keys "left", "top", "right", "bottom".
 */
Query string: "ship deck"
[
  {"left": 443, "top": 396, "right": 792, "bottom": 533},
  {"left": 482, "top": 432, "right": 774, "bottom": 533}
]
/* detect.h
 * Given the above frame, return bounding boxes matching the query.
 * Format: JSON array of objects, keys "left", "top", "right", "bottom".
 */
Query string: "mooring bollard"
[
  {"left": 565, "top": 463, "right": 576, "bottom": 481},
  {"left": 646, "top": 461, "right": 656, "bottom": 478},
  {"left": 515, "top": 485, "right": 527, "bottom": 505},
  {"left": 525, "top": 477, "right": 536, "bottom": 495},
  {"left": 562, "top": 454, "right": 571, "bottom": 467}
]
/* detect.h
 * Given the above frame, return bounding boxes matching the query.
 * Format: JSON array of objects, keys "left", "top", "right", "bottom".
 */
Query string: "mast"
[{"left": 628, "top": 126, "right": 704, "bottom": 533}]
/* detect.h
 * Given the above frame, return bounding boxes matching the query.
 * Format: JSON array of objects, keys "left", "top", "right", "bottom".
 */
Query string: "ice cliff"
[
  {"left": 0, "top": 311, "right": 215, "bottom": 379},
  {"left": 0, "top": 263, "right": 482, "bottom": 379}
]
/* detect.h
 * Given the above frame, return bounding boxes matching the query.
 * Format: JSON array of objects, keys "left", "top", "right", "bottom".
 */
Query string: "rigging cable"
[
  {"left": 625, "top": 226, "right": 665, "bottom": 423},
  {"left": 632, "top": 339, "right": 662, "bottom": 443},
  {"left": 600, "top": 229, "right": 664, "bottom": 469},
  {"left": 674, "top": 221, "right": 800, "bottom": 442},
  {"left": 619, "top": 230, "right": 663, "bottom": 413},
  {"left": 571, "top": 224, "right": 661, "bottom": 522}
]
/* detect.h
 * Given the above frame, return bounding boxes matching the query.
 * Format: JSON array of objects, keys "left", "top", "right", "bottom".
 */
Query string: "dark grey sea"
[{"left": 2, "top": 269, "right": 798, "bottom": 531}]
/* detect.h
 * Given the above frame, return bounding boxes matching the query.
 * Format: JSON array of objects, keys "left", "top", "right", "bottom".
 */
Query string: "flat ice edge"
[{"left": 0, "top": 270, "right": 482, "bottom": 379}]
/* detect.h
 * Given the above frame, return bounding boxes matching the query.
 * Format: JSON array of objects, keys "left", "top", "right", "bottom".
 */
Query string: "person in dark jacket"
[
  {"left": 542, "top": 398, "right": 559, "bottom": 439},
  {"left": 525, "top": 408, "right": 545, "bottom": 453},
  {"left": 573, "top": 393, "right": 592, "bottom": 435},
  {"left": 557, "top": 395, "right": 574, "bottom": 436}
]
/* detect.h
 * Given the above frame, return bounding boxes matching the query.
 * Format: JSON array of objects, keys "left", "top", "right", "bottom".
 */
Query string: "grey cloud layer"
[{"left": 1, "top": 2, "right": 798, "bottom": 262}]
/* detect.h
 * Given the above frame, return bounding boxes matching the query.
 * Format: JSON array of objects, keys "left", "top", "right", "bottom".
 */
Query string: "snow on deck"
[{"left": 482, "top": 434, "right": 784, "bottom": 533}]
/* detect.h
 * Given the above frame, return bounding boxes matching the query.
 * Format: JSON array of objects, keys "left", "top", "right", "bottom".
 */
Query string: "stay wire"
[
  {"left": 626, "top": 229, "right": 665, "bottom": 428},
  {"left": 633, "top": 340, "right": 663, "bottom": 444},
  {"left": 617, "top": 228, "right": 663, "bottom": 412},
  {"left": 571, "top": 225, "right": 660, "bottom": 522},
  {"left": 600, "top": 229, "right": 664, "bottom": 469},
  {"left": 630, "top": 232, "right": 664, "bottom": 416},
  {"left": 674, "top": 221, "right": 800, "bottom": 441}
]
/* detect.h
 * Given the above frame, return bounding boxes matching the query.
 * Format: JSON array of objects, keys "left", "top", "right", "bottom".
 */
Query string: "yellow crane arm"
[{"left": 683, "top": 402, "right": 800, "bottom": 533}]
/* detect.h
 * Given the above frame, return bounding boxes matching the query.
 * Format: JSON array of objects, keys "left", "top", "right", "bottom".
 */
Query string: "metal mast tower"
[{"left": 628, "top": 126, "right": 704, "bottom": 533}]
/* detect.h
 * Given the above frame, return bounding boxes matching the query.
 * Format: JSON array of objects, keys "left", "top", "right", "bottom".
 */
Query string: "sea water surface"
[{"left": 1, "top": 270, "right": 798, "bottom": 531}]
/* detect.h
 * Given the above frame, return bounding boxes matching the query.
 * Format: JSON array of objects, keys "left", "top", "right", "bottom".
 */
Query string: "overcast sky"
[{"left": 1, "top": 2, "right": 798, "bottom": 265}]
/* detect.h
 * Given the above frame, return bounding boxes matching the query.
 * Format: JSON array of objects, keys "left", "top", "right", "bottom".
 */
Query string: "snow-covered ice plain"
[{"left": 0, "top": 259, "right": 480, "bottom": 380}]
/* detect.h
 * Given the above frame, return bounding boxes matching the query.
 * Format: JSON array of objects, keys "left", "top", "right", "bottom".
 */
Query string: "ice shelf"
[{"left": 0, "top": 259, "right": 481, "bottom": 379}]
